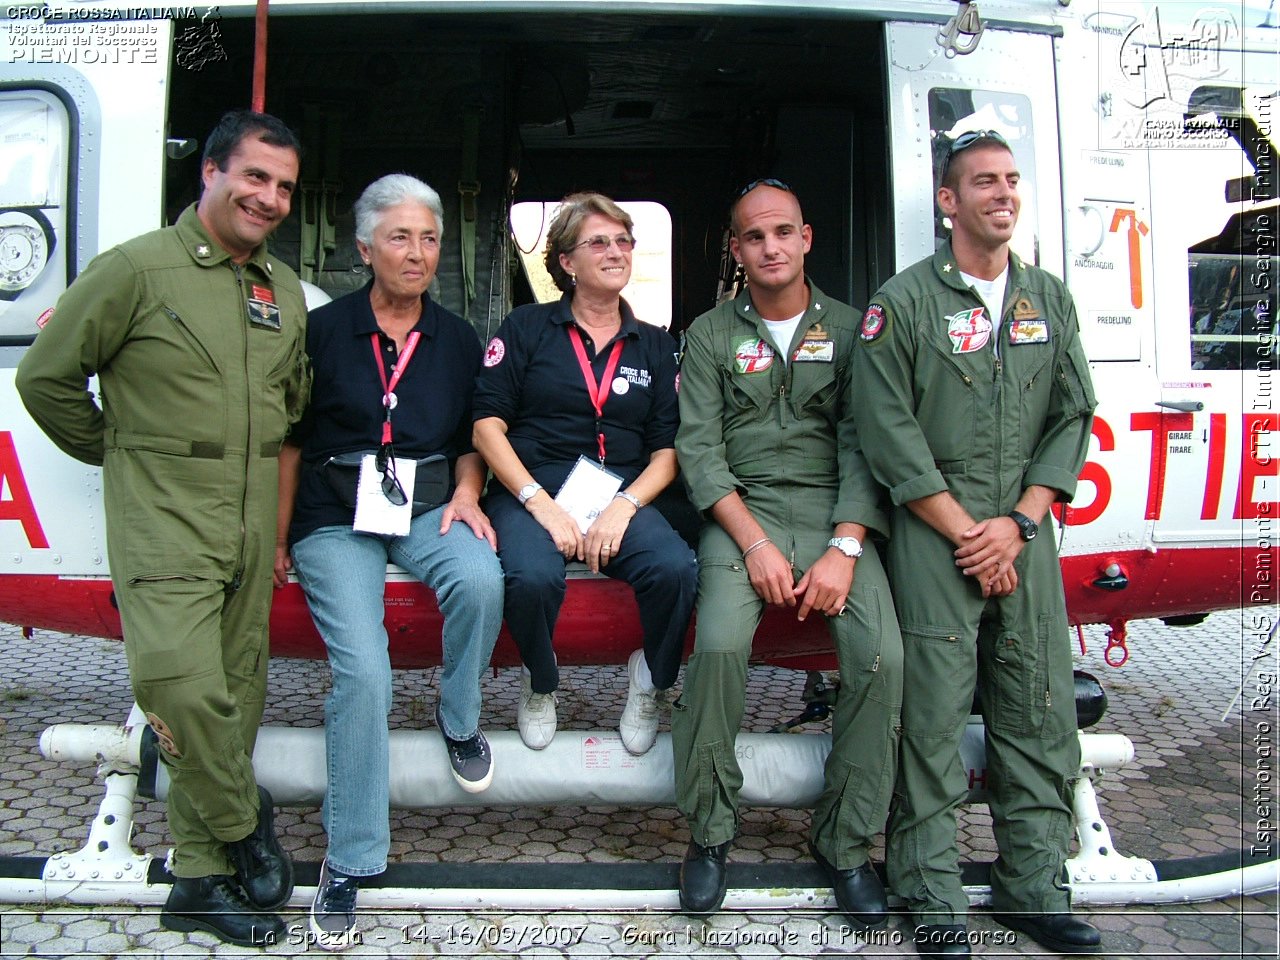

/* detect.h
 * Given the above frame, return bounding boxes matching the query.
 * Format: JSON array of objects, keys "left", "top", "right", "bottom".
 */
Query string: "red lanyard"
[
  {"left": 567, "top": 325, "right": 624, "bottom": 462},
  {"left": 370, "top": 331, "right": 421, "bottom": 446}
]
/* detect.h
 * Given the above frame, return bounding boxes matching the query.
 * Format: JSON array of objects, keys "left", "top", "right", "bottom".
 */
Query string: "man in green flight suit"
[
  {"left": 851, "top": 132, "right": 1100, "bottom": 957},
  {"left": 673, "top": 180, "right": 902, "bottom": 927},
  {"left": 16, "top": 110, "right": 310, "bottom": 948}
]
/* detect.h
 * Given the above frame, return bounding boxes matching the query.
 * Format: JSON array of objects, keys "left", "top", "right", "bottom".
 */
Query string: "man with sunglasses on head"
[
  {"left": 17, "top": 110, "right": 307, "bottom": 947},
  {"left": 851, "top": 132, "right": 1099, "bottom": 957},
  {"left": 673, "top": 180, "right": 903, "bottom": 927}
]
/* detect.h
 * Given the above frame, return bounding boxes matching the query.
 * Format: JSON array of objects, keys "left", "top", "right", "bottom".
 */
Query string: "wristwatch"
[
  {"left": 518, "top": 482, "right": 543, "bottom": 505},
  {"left": 827, "top": 536, "right": 863, "bottom": 559},
  {"left": 1009, "top": 510, "right": 1039, "bottom": 541}
]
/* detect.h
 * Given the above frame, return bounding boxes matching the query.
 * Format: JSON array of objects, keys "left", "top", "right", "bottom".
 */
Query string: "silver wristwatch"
[
  {"left": 827, "top": 536, "right": 863, "bottom": 559},
  {"left": 518, "top": 482, "right": 544, "bottom": 505}
]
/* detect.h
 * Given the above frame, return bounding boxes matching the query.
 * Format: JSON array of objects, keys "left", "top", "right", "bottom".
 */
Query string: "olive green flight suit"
[
  {"left": 851, "top": 241, "right": 1095, "bottom": 924},
  {"left": 673, "top": 282, "right": 902, "bottom": 868},
  {"left": 16, "top": 205, "right": 310, "bottom": 879}
]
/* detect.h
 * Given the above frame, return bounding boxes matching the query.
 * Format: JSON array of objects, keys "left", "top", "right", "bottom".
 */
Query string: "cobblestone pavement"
[{"left": 0, "top": 611, "right": 1276, "bottom": 958}]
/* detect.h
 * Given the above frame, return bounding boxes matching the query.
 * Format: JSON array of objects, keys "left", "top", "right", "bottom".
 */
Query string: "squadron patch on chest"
[
  {"left": 734, "top": 338, "right": 775, "bottom": 374},
  {"left": 483, "top": 337, "right": 506, "bottom": 367},
  {"left": 946, "top": 307, "right": 992, "bottom": 354}
]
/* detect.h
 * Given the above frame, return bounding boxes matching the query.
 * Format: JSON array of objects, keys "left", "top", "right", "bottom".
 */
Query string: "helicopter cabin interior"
[{"left": 161, "top": 10, "right": 897, "bottom": 339}]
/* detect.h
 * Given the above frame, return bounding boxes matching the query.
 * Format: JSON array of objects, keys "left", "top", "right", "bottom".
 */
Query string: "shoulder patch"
[
  {"left": 860, "top": 304, "right": 888, "bottom": 343},
  {"left": 483, "top": 337, "right": 506, "bottom": 367}
]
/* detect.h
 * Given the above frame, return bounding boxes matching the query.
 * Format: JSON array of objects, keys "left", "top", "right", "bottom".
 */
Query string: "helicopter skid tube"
[{"left": 2, "top": 717, "right": 1274, "bottom": 908}]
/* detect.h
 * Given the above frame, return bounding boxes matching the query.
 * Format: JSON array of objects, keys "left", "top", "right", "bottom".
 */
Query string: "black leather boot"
[
  {"left": 227, "top": 785, "right": 294, "bottom": 910},
  {"left": 161, "top": 875, "right": 285, "bottom": 947},
  {"left": 808, "top": 841, "right": 888, "bottom": 930},
  {"left": 679, "top": 839, "right": 731, "bottom": 913},
  {"left": 993, "top": 912, "right": 1102, "bottom": 954},
  {"left": 912, "top": 923, "right": 972, "bottom": 957}
]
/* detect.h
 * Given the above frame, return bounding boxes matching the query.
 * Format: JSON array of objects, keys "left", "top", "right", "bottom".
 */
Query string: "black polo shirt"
[
  {"left": 472, "top": 293, "right": 680, "bottom": 492},
  {"left": 288, "top": 282, "right": 482, "bottom": 545}
]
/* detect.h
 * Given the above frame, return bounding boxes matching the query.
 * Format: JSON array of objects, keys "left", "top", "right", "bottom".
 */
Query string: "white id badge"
[
  {"left": 353, "top": 454, "right": 416, "bottom": 535},
  {"left": 554, "top": 455, "right": 623, "bottom": 534}
]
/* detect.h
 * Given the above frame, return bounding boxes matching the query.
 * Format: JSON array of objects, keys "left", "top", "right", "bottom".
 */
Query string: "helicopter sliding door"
[{"left": 0, "top": 14, "right": 171, "bottom": 604}]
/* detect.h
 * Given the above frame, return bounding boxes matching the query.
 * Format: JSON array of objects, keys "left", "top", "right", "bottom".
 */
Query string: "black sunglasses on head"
[
  {"left": 736, "top": 177, "right": 792, "bottom": 198},
  {"left": 941, "top": 130, "right": 1010, "bottom": 180}
]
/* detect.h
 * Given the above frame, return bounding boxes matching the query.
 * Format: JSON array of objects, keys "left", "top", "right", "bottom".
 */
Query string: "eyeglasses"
[
  {"left": 375, "top": 447, "right": 407, "bottom": 506},
  {"left": 570, "top": 234, "right": 636, "bottom": 253},
  {"left": 736, "top": 178, "right": 792, "bottom": 198},
  {"left": 941, "top": 130, "right": 1010, "bottom": 179}
]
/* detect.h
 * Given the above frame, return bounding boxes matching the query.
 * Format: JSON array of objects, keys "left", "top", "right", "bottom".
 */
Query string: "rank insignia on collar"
[
  {"left": 195, "top": 244, "right": 211, "bottom": 258},
  {"left": 1012, "top": 297, "right": 1041, "bottom": 321},
  {"left": 943, "top": 262, "right": 954, "bottom": 273}
]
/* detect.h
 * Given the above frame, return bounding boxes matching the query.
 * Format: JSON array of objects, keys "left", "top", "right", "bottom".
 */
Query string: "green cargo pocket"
[
  {"left": 839, "top": 583, "right": 883, "bottom": 676},
  {"left": 986, "top": 628, "right": 1035, "bottom": 737},
  {"left": 1038, "top": 614, "right": 1077, "bottom": 740},
  {"left": 899, "top": 627, "right": 972, "bottom": 740},
  {"left": 1054, "top": 347, "right": 1097, "bottom": 418}
]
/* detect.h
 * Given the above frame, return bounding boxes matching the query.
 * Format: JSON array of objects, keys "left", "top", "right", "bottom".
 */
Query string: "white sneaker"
[
  {"left": 518, "top": 668, "right": 557, "bottom": 750},
  {"left": 619, "top": 649, "right": 660, "bottom": 755}
]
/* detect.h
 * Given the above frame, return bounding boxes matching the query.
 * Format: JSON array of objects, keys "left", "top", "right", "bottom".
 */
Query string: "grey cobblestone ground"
[{"left": 0, "top": 611, "right": 1276, "bottom": 958}]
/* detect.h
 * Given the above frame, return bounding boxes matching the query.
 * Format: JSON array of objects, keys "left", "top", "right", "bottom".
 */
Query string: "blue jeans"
[{"left": 291, "top": 509, "right": 503, "bottom": 876}]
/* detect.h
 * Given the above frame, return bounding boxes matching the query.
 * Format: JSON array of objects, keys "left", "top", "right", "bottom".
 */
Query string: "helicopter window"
[
  {"left": 0, "top": 88, "right": 69, "bottom": 340},
  {"left": 1182, "top": 85, "right": 1278, "bottom": 371},
  {"left": 927, "top": 88, "right": 1038, "bottom": 267},
  {"left": 1189, "top": 243, "right": 1277, "bottom": 371},
  {"left": 510, "top": 200, "right": 673, "bottom": 329}
]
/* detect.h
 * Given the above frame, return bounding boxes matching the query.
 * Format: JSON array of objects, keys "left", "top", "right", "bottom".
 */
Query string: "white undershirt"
[
  {"left": 762, "top": 312, "right": 806, "bottom": 364},
  {"left": 959, "top": 267, "right": 1009, "bottom": 322},
  {"left": 960, "top": 266, "right": 1009, "bottom": 356}
]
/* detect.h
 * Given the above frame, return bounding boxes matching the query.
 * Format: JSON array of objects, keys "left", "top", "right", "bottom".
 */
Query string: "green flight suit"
[
  {"left": 672, "top": 282, "right": 902, "bottom": 868},
  {"left": 851, "top": 241, "right": 1096, "bottom": 924},
  {"left": 16, "top": 205, "right": 310, "bottom": 879}
]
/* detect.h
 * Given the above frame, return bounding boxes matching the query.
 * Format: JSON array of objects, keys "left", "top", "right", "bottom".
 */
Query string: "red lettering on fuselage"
[
  {"left": 1131, "top": 411, "right": 1193, "bottom": 520},
  {"left": 1202, "top": 413, "right": 1227, "bottom": 520},
  {"left": 1057, "top": 416, "right": 1115, "bottom": 526},
  {"left": 0, "top": 432, "right": 49, "bottom": 549},
  {"left": 1062, "top": 411, "right": 1273, "bottom": 526}
]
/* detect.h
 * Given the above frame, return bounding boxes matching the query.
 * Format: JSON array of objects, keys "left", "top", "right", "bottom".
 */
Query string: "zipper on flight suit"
[
  {"left": 991, "top": 287, "right": 1017, "bottom": 512},
  {"left": 230, "top": 262, "right": 249, "bottom": 593}
]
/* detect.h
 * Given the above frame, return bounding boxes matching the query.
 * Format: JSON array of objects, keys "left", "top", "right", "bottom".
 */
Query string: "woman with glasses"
[
  {"left": 473, "top": 192, "right": 696, "bottom": 755},
  {"left": 276, "top": 174, "right": 504, "bottom": 950}
]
